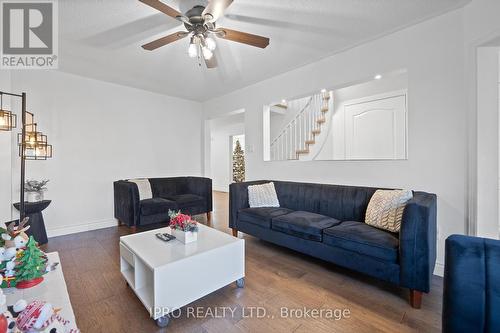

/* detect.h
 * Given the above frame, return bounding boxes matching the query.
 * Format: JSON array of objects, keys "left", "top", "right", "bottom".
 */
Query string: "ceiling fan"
[{"left": 139, "top": 0, "right": 270, "bottom": 68}]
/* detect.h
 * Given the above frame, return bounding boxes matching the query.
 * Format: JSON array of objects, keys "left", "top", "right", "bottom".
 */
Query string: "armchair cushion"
[
  {"left": 140, "top": 198, "right": 177, "bottom": 216},
  {"left": 167, "top": 194, "right": 205, "bottom": 209},
  {"left": 239, "top": 207, "right": 293, "bottom": 228},
  {"left": 323, "top": 221, "right": 399, "bottom": 263},
  {"left": 271, "top": 211, "right": 340, "bottom": 241}
]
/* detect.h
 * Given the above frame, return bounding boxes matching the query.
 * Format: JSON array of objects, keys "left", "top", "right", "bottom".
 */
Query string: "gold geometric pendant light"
[
  {"left": 16, "top": 112, "right": 53, "bottom": 160},
  {"left": 0, "top": 94, "right": 17, "bottom": 131}
]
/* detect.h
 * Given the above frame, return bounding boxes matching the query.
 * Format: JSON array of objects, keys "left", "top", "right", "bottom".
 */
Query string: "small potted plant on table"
[
  {"left": 168, "top": 210, "right": 198, "bottom": 244},
  {"left": 24, "top": 179, "right": 49, "bottom": 202}
]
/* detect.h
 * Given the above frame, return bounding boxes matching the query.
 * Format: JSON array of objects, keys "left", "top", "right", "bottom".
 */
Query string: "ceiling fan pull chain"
[{"left": 197, "top": 44, "right": 202, "bottom": 67}]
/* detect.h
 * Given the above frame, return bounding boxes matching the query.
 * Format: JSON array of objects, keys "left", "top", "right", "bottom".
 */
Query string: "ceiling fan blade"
[
  {"left": 215, "top": 28, "right": 269, "bottom": 48},
  {"left": 202, "top": 0, "right": 233, "bottom": 22},
  {"left": 204, "top": 53, "right": 218, "bottom": 69},
  {"left": 141, "top": 31, "right": 188, "bottom": 50},
  {"left": 139, "top": 0, "right": 181, "bottom": 19}
]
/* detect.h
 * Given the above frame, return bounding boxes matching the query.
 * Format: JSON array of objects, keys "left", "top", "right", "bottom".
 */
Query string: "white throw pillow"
[
  {"left": 248, "top": 182, "right": 280, "bottom": 208},
  {"left": 128, "top": 178, "right": 153, "bottom": 200},
  {"left": 365, "top": 189, "right": 413, "bottom": 233}
]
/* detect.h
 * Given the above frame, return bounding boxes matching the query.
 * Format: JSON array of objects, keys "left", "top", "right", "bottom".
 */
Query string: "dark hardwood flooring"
[{"left": 42, "top": 192, "right": 443, "bottom": 333}]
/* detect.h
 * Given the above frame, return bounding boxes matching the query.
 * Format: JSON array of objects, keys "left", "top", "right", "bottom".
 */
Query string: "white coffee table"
[{"left": 119, "top": 224, "right": 245, "bottom": 328}]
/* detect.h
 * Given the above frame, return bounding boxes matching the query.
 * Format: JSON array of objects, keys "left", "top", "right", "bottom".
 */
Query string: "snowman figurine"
[
  {"left": 0, "top": 287, "right": 16, "bottom": 333},
  {"left": 15, "top": 300, "right": 79, "bottom": 333}
]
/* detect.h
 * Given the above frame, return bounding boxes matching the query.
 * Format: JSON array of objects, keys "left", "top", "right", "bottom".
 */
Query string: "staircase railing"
[{"left": 270, "top": 92, "right": 330, "bottom": 160}]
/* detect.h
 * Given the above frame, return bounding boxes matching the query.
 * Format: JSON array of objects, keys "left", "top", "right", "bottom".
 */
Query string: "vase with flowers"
[{"left": 168, "top": 210, "right": 198, "bottom": 244}]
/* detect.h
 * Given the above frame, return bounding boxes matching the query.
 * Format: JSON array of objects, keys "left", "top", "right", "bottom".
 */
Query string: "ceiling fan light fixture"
[
  {"left": 202, "top": 46, "right": 213, "bottom": 60},
  {"left": 205, "top": 36, "right": 216, "bottom": 51},
  {"left": 188, "top": 41, "right": 198, "bottom": 58}
]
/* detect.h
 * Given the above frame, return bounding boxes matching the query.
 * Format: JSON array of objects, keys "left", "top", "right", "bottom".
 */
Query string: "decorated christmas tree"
[
  {"left": 15, "top": 236, "right": 46, "bottom": 288},
  {"left": 232, "top": 139, "right": 245, "bottom": 183}
]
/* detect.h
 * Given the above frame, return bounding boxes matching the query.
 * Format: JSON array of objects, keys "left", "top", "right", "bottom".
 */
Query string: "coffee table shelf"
[{"left": 119, "top": 224, "right": 245, "bottom": 326}]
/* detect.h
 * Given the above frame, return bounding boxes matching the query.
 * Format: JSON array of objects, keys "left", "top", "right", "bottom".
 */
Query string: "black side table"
[{"left": 13, "top": 200, "right": 51, "bottom": 245}]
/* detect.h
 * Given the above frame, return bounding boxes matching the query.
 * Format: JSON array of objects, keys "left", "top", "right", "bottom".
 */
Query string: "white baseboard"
[
  {"left": 47, "top": 218, "right": 117, "bottom": 238},
  {"left": 434, "top": 262, "right": 444, "bottom": 277}
]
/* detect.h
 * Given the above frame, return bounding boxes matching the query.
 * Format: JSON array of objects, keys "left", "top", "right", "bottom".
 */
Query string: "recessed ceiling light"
[
  {"left": 374, "top": 74, "right": 383, "bottom": 80},
  {"left": 321, "top": 89, "right": 327, "bottom": 93},
  {"left": 281, "top": 99, "right": 286, "bottom": 104}
]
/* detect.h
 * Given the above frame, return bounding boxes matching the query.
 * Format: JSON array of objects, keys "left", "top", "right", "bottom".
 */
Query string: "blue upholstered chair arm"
[
  {"left": 443, "top": 235, "right": 500, "bottom": 333},
  {"left": 186, "top": 177, "right": 213, "bottom": 212},
  {"left": 399, "top": 192, "right": 437, "bottom": 292},
  {"left": 229, "top": 180, "right": 271, "bottom": 229},
  {"left": 113, "top": 180, "right": 140, "bottom": 227}
]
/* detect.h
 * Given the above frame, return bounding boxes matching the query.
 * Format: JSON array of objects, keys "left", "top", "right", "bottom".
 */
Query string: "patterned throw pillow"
[
  {"left": 248, "top": 182, "right": 280, "bottom": 208},
  {"left": 365, "top": 189, "right": 413, "bottom": 233},
  {"left": 128, "top": 178, "right": 153, "bottom": 200}
]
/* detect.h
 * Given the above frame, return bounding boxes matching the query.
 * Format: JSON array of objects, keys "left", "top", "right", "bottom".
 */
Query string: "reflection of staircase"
[{"left": 271, "top": 91, "right": 331, "bottom": 160}]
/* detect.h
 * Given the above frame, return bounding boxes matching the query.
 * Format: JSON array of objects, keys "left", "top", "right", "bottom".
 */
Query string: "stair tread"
[{"left": 317, "top": 118, "right": 326, "bottom": 124}]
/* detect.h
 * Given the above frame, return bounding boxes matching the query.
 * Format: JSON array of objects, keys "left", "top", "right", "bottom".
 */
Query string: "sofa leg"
[
  {"left": 206, "top": 212, "right": 212, "bottom": 226},
  {"left": 232, "top": 228, "right": 238, "bottom": 237},
  {"left": 409, "top": 290, "right": 422, "bottom": 309}
]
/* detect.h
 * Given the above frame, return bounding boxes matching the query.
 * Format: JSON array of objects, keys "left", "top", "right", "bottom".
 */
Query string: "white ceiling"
[{"left": 59, "top": 0, "right": 470, "bottom": 101}]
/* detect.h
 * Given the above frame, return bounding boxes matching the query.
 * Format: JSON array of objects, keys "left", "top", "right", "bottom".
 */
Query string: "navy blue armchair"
[
  {"left": 443, "top": 235, "right": 500, "bottom": 332},
  {"left": 114, "top": 177, "right": 212, "bottom": 228},
  {"left": 230, "top": 180, "right": 437, "bottom": 307}
]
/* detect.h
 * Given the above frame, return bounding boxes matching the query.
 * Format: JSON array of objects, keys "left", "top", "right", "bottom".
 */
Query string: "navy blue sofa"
[
  {"left": 114, "top": 177, "right": 212, "bottom": 228},
  {"left": 443, "top": 235, "right": 500, "bottom": 332},
  {"left": 230, "top": 180, "right": 437, "bottom": 308}
]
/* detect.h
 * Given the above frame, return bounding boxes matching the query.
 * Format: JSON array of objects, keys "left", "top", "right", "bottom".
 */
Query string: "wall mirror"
[{"left": 263, "top": 70, "right": 408, "bottom": 161}]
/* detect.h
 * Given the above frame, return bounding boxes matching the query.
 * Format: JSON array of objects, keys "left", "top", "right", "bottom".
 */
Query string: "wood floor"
[{"left": 42, "top": 192, "right": 443, "bottom": 333}]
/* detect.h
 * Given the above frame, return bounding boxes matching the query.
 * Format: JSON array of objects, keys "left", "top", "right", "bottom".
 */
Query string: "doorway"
[{"left": 207, "top": 111, "right": 245, "bottom": 192}]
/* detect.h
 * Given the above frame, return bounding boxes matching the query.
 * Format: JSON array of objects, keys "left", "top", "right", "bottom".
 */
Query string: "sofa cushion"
[
  {"left": 248, "top": 182, "right": 280, "bottom": 208},
  {"left": 323, "top": 221, "right": 399, "bottom": 263},
  {"left": 140, "top": 198, "right": 177, "bottom": 216},
  {"left": 365, "top": 189, "right": 413, "bottom": 232},
  {"left": 149, "top": 177, "right": 185, "bottom": 197},
  {"left": 271, "top": 211, "right": 341, "bottom": 241},
  {"left": 166, "top": 194, "right": 205, "bottom": 209},
  {"left": 239, "top": 207, "right": 293, "bottom": 228}
]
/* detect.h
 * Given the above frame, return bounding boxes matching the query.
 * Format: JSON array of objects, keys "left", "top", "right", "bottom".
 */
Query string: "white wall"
[
  {"left": 6, "top": 71, "right": 203, "bottom": 236},
  {"left": 203, "top": 9, "right": 468, "bottom": 274},
  {"left": 209, "top": 114, "right": 245, "bottom": 192},
  {"left": 0, "top": 71, "right": 12, "bottom": 223}
]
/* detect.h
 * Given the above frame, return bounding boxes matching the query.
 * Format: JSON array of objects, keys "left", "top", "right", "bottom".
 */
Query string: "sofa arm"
[
  {"left": 399, "top": 192, "right": 437, "bottom": 292},
  {"left": 113, "top": 180, "right": 140, "bottom": 227},
  {"left": 229, "top": 180, "right": 271, "bottom": 229},
  {"left": 186, "top": 177, "right": 213, "bottom": 212}
]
